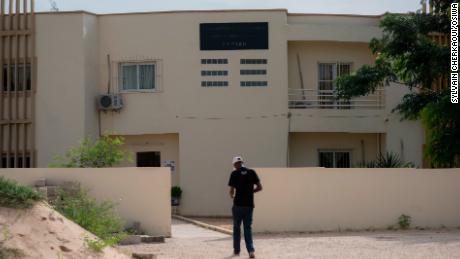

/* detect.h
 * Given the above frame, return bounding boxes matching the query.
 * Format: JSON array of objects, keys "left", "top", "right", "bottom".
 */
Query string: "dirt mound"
[{"left": 0, "top": 202, "right": 130, "bottom": 259}]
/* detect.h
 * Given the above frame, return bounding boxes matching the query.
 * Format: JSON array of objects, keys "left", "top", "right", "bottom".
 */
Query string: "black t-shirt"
[{"left": 228, "top": 167, "right": 260, "bottom": 208}]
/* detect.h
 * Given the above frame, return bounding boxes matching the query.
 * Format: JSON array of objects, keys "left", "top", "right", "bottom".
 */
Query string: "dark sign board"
[{"left": 200, "top": 22, "right": 269, "bottom": 50}]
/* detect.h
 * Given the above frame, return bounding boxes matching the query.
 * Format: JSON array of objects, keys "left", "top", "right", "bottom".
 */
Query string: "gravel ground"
[{"left": 121, "top": 219, "right": 460, "bottom": 259}]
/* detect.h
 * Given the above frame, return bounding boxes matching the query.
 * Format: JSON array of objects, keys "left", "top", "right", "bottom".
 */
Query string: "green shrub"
[
  {"left": 357, "top": 152, "right": 414, "bottom": 168},
  {"left": 0, "top": 246, "right": 24, "bottom": 259},
  {"left": 84, "top": 238, "right": 106, "bottom": 253},
  {"left": 0, "top": 177, "right": 42, "bottom": 209},
  {"left": 54, "top": 187, "right": 126, "bottom": 250},
  {"left": 84, "top": 235, "right": 122, "bottom": 253},
  {"left": 49, "top": 135, "right": 132, "bottom": 168},
  {"left": 171, "top": 186, "right": 182, "bottom": 198},
  {"left": 398, "top": 214, "right": 411, "bottom": 229}
]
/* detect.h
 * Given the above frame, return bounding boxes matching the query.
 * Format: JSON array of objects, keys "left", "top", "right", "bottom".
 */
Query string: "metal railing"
[{"left": 288, "top": 88, "right": 385, "bottom": 109}]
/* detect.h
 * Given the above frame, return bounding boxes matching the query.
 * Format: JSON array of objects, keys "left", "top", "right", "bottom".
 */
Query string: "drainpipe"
[{"left": 286, "top": 112, "right": 292, "bottom": 167}]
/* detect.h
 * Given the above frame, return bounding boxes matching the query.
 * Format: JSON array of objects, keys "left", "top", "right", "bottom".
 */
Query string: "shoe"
[
  {"left": 233, "top": 251, "right": 240, "bottom": 256},
  {"left": 249, "top": 252, "right": 255, "bottom": 258}
]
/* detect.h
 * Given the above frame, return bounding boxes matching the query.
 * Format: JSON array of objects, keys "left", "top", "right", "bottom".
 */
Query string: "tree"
[
  {"left": 336, "top": 0, "right": 459, "bottom": 167},
  {"left": 49, "top": 135, "right": 132, "bottom": 168}
]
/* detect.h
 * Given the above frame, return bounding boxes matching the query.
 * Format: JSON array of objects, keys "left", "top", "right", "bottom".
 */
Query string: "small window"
[
  {"left": 2, "top": 64, "right": 32, "bottom": 91},
  {"left": 120, "top": 63, "right": 156, "bottom": 92},
  {"left": 318, "top": 150, "right": 351, "bottom": 168},
  {"left": 201, "top": 81, "right": 228, "bottom": 87},
  {"left": 201, "top": 70, "right": 228, "bottom": 77},
  {"left": 240, "top": 69, "right": 267, "bottom": 75},
  {"left": 240, "top": 81, "right": 268, "bottom": 87},
  {"left": 201, "top": 59, "right": 228, "bottom": 65},
  {"left": 240, "top": 59, "right": 267, "bottom": 65},
  {"left": 136, "top": 152, "right": 161, "bottom": 167},
  {"left": 1, "top": 154, "right": 31, "bottom": 168}
]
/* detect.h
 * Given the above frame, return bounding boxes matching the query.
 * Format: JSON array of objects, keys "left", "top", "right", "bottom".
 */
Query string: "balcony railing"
[{"left": 288, "top": 88, "right": 385, "bottom": 109}]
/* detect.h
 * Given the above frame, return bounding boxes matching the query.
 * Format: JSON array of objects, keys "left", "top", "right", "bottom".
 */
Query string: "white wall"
[
  {"left": 0, "top": 168, "right": 171, "bottom": 236},
  {"left": 97, "top": 11, "right": 290, "bottom": 216},
  {"left": 253, "top": 167, "right": 460, "bottom": 233},
  {"left": 384, "top": 83, "right": 425, "bottom": 167},
  {"left": 35, "top": 13, "right": 99, "bottom": 167},
  {"left": 287, "top": 14, "right": 382, "bottom": 42}
]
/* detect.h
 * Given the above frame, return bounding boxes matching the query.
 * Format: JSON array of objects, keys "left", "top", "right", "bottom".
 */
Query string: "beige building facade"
[{"left": 1, "top": 9, "right": 425, "bottom": 216}]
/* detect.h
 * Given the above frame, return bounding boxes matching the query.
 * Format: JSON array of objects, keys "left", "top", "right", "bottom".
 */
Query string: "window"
[
  {"left": 201, "top": 70, "right": 228, "bottom": 76},
  {"left": 120, "top": 63, "right": 156, "bottom": 91},
  {"left": 136, "top": 152, "right": 161, "bottom": 167},
  {"left": 1, "top": 155, "right": 31, "bottom": 168},
  {"left": 2, "top": 64, "right": 32, "bottom": 91},
  {"left": 240, "top": 81, "right": 268, "bottom": 87},
  {"left": 240, "top": 59, "right": 267, "bottom": 65},
  {"left": 240, "top": 69, "right": 267, "bottom": 75},
  {"left": 318, "top": 63, "right": 352, "bottom": 108},
  {"left": 201, "top": 59, "right": 228, "bottom": 64},
  {"left": 318, "top": 150, "right": 351, "bottom": 168},
  {"left": 201, "top": 81, "right": 228, "bottom": 87}
]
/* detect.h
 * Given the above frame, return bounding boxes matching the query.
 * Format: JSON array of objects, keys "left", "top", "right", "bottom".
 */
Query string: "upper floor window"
[
  {"left": 120, "top": 63, "right": 156, "bottom": 92},
  {"left": 201, "top": 81, "right": 228, "bottom": 87},
  {"left": 318, "top": 63, "right": 351, "bottom": 90},
  {"left": 241, "top": 81, "right": 268, "bottom": 87},
  {"left": 240, "top": 69, "right": 267, "bottom": 75},
  {"left": 201, "top": 59, "right": 228, "bottom": 65},
  {"left": 2, "top": 64, "right": 32, "bottom": 91},
  {"left": 318, "top": 62, "right": 352, "bottom": 108},
  {"left": 201, "top": 70, "right": 228, "bottom": 76},
  {"left": 241, "top": 59, "right": 267, "bottom": 65}
]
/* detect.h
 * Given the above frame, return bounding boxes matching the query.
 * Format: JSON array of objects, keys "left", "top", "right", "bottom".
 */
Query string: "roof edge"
[
  {"left": 35, "top": 9, "right": 288, "bottom": 16},
  {"left": 34, "top": 9, "right": 391, "bottom": 18}
]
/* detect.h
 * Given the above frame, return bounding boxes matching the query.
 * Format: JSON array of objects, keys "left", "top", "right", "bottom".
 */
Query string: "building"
[{"left": 0, "top": 6, "right": 425, "bottom": 215}]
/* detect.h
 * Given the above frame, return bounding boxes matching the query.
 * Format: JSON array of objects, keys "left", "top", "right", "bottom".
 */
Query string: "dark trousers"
[{"left": 232, "top": 206, "right": 255, "bottom": 253}]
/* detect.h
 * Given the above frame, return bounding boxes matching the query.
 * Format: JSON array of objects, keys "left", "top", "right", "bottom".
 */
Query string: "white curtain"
[{"left": 139, "top": 64, "right": 155, "bottom": 90}]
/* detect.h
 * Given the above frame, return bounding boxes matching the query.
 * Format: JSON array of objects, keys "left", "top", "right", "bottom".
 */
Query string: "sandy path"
[{"left": 122, "top": 219, "right": 460, "bottom": 259}]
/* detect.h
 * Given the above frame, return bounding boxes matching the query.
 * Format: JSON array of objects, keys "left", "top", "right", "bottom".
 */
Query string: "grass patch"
[
  {"left": 54, "top": 187, "right": 126, "bottom": 252},
  {"left": 0, "top": 246, "right": 24, "bottom": 259},
  {"left": 398, "top": 214, "right": 411, "bottom": 229},
  {"left": 0, "top": 177, "right": 42, "bottom": 209}
]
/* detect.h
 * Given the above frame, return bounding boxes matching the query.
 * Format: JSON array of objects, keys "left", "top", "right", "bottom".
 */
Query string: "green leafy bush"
[
  {"left": 54, "top": 187, "right": 126, "bottom": 250},
  {"left": 398, "top": 214, "right": 411, "bottom": 229},
  {"left": 0, "top": 246, "right": 24, "bottom": 259},
  {"left": 84, "top": 235, "right": 121, "bottom": 253},
  {"left": 49, "top": 135, "right": 132, "bottom": 168},
  {"left": 357, "top": 152, "right": 414, "bottom": 168},
  {"left": 0, "top": 177, "right": 42, "bottom": 208}
]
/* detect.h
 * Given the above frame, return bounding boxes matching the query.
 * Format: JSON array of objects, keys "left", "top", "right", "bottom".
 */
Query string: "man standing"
[{"left": 228, "top": 156, "right": 263, "bottom": 258}]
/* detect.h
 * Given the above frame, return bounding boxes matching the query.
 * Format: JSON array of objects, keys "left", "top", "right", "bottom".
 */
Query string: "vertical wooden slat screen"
[
  {"left": 0, "top": 0, "right": 34, "bottom": 168},
  {"left": 0, "top": 0, "right": 4, "bottom": 168}
]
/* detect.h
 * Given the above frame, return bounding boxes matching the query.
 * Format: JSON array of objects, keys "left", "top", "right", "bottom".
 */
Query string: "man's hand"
[
  {"left": 254, "top": 182, "right": 263, "bottom": 193},
  {"left": 229, "top": 187, "right": 235, "bottom": 199}
]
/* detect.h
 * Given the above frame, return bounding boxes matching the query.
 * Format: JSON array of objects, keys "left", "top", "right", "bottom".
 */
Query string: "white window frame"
[
  {"left": 119, "top": 62, "right": 159, "bottom": 93},
  {"left": 318, "top": 149, "right": 353, "bottom": 168},
  {"left": 317, "top": 62, "right": 353, "bottom": 108},
  {"left": 317, "top": 62, "right": 353, "bottom": 90}
]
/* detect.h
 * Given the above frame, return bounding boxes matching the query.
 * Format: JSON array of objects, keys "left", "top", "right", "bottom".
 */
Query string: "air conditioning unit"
[{"left": 97, "top": 94, "right": 123, "bottom": 111}]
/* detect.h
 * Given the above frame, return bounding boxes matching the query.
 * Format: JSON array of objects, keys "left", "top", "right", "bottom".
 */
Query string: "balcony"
[{"left": 288, "top": 88, "right": 385, "bottom": 110}]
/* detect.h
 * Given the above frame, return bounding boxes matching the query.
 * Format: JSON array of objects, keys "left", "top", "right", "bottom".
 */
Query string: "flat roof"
[{"left": 34, "top": 9, "right": 386, "bottom": 18}]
